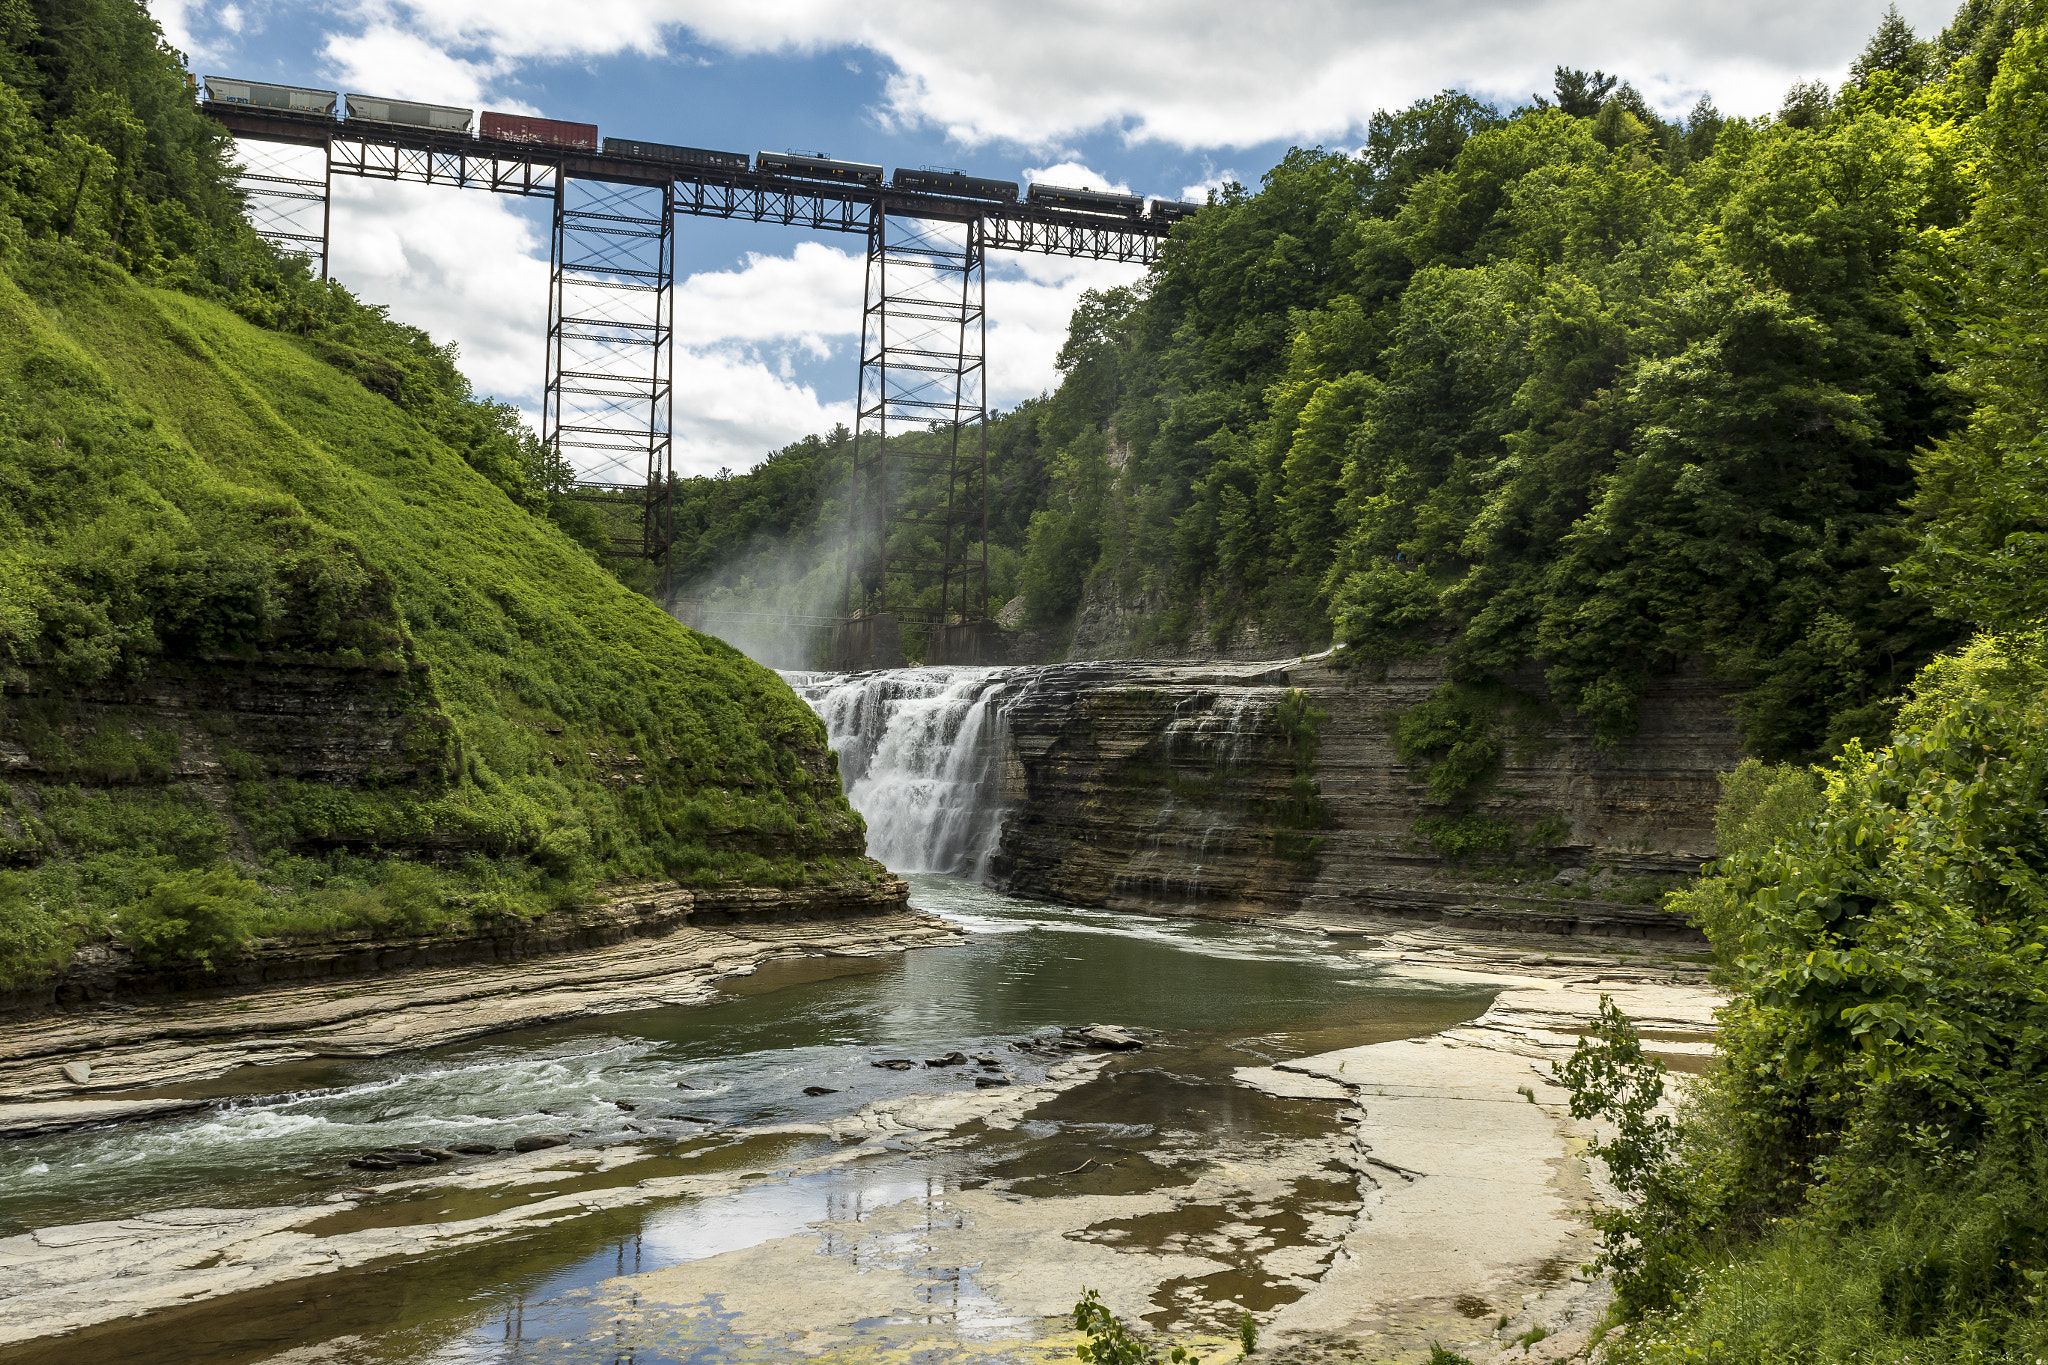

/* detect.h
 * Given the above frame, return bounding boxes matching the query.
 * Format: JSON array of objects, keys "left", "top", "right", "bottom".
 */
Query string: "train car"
[
  {"left": 1025, "top": 182, "right": 1143, "bottom": 216},
  {"left": 890, "top": 168, "right": 1019, "bottom": 202},
  {"left": 603, "top": 138, "right": 751, "bottom": 172},
  {"left": 1147, "top": 198, "right": 1203, "bottom": 224},
  {"left": 203, "top": 77, "right": 336, "bottom": 117},
  {"left": 756, "top": 152, "right": 883, "bottom": 186},
  {"left": 480, "top": 112, "right": 597, "bottom": 150},
  {"left": 344, "top": 93, "right": 473, "bottom": 134}
]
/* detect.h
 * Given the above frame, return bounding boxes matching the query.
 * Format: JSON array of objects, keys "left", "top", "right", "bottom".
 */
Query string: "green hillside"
[{"left": 0, "top": 249, "right": 867, "bottom": 985}]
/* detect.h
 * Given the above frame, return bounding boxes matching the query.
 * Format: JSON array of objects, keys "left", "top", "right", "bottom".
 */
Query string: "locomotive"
[{"left": 199, "top": 76, "right": 1201, "bottom": 225}]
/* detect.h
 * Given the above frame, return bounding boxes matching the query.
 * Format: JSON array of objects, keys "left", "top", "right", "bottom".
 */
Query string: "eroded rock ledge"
[{"left": 0, "top": 873, "right": 958, "bottom": 1124}]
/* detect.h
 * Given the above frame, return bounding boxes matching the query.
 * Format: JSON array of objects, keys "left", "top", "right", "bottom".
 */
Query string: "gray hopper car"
[
  {"left": 345, "top": 93, "right": 473, "bottom": 134},
  {"left": 757, "top": 152, "right": 883, "bottom": 185},
  {"left": 1147, "top": 199, "right": 1202, "bottom": 223},
  {"left": 603, "top": 138, "right": 751, "bottom": 172},
  {"left": 1025, "top": 182, "right": 1143, "bottom": 216},
  {"left": 891, "top": 169, "right": 1019, "bottom": 202},
  {"left": 204, "top": 78, "right": 336, "bottom": 117}
]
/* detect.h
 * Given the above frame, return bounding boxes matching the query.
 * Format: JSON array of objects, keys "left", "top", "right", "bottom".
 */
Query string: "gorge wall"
[{"left": 801, "top": 653, "right": 1743, "bottom": 939}]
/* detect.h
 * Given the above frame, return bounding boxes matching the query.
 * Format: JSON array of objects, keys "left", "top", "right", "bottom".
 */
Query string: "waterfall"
[{"left": 785, "top": 667, "right": 1017, "bottom": 879}]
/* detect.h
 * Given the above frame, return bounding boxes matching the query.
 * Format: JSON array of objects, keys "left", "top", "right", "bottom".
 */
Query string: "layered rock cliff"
[{"left": 984, "top": 651, "right": 1740, "bottom": 937}]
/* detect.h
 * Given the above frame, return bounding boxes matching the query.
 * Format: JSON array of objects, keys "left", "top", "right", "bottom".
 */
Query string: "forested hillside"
[
  {"left": 677, "top": 1, "right": 2033, "bottom": 764},
  {"left": 0, "top": 0, "right": 868, "bottom": 990}
]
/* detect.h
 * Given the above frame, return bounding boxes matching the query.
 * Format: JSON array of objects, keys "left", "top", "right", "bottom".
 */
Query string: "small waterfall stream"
[{"left": 785, "top": 667, "right": 1019, "bottom": 879}]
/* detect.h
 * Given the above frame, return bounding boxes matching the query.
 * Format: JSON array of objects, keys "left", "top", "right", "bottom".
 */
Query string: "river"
[{"left": 0, "top": 669, "right": 1501, "bottom": 1363}]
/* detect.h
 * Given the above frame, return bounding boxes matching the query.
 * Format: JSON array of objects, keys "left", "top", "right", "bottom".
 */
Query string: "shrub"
[{"left": 116, "top": 866, "right": 260, "bottom": 968}]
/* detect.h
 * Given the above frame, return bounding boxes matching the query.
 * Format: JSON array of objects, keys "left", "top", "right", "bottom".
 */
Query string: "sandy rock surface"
[{"left": 1239, "top": 954, "right": 1720, "bottom": 1363}]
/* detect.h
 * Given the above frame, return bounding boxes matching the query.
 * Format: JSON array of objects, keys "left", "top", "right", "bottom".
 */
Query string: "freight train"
[{"left": 200, "top": 77, "right": 1199, "bottom": 223}]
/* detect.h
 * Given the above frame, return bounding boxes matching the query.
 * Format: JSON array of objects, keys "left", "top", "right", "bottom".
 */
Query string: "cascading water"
[{"left": 785, "top": 667, "right": 1019, "bottom": 879}]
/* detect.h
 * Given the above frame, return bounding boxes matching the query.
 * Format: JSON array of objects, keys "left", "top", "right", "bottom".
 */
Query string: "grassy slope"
[{"left": 0, "top": 247, "right": 867, "bottom": 979}]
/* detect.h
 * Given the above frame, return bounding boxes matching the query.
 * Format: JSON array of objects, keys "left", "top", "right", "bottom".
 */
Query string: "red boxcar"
[{"left": 480, "top": 112, "right": 597, "bottom": 150}]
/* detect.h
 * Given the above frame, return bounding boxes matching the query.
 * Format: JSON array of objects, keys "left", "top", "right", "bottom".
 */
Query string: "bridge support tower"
[
  {"left": 543, "top": 177, "right": 677, "bottom": 595},
  {"left": 839, "top": 205, "right": 989, "bottom": 667}
]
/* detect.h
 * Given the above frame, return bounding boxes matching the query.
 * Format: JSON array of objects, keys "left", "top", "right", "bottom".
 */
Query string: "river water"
[{"left": 1, "top": 669, "right": 1498, "bottom": 1363}]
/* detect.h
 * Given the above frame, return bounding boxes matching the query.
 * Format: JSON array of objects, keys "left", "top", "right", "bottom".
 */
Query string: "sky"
[{"left": 151, "top": 0, "right": 1956, "bottom": 480}]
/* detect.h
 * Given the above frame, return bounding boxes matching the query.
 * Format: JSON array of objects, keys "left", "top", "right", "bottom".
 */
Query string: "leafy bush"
[
  {"left": 116, "top": 866, "right": 260, "bottom": 968},
  {"left": 0, "top": 872, "right": 72, "bottom": 989},
  {"left": 1071, "top": 1288, "right": 1201, "bottom": 1365},
  {"left": 1412, "top": 813, "right": 1518, "bottom": 861},
  {"left": 1393, "top": 686, "right": 1502, "bottom": 803}
]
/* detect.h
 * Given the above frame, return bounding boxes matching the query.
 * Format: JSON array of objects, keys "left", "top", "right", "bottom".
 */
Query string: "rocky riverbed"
[
  {"left": 0, "top": 882, "right": 954, "bottom": 1134},
  {"left": 0, "top": 877, "right": 1719, "bottom": 1364}
]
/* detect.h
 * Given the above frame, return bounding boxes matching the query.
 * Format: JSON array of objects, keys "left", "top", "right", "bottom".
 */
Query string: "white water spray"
[{"left": 786, "top": 668, "right": 1018, "bottom": 878}]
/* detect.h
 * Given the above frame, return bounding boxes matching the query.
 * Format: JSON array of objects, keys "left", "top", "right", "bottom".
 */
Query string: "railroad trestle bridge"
[{"left": 208, "top": 102, "right": 1173, "bottom": 668}]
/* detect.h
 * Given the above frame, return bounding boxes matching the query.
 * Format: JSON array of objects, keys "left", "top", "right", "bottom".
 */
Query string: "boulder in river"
[
  {"left": 348, "top": 1157, "right": 398, "bottom": 1171},
  {"left": 871, "top": 1059, "right": 915, "bottom": 1070},
  {"left": 1067, "top": 1024, "right": 1143, "bottom": 1051},
  {"left": 513, "top": 1133, "right": 571, "bottom": 1153},
  {"left": 665, "top": 1114, "right": 714, "bottom": 1123},
  {"left": 974, "top": 1076, "right": 1013, "bottom": 1089},
  {"left": 372, "top": 1150, "right": 438, "bottom": 1166},
  {"left": 802, "top": 1086, "right": 838, "bottom": 1096},
  {"left": 449, "top": 1143, "right": 498, "bottom": 1155},
  {"left": 418, "top": 1148, "right": 462, "bottom": 1162},
  {"left": 924, "top": 1051, "right": 970, "bottom": 1067},
  {"left": 615, "top": 1100, "right": 638, "bottom": 1111}
]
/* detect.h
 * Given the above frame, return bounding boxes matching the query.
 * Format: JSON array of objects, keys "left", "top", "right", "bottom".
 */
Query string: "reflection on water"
[{"left": 2, "top": 875, "right": 1494, "bottom": 1365}]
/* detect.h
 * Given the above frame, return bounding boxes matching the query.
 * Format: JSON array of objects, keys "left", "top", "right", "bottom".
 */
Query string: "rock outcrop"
[
  {"left": 989, "top": 651, "right": 1741, "bottom": 936},
  {"left": 2, "top": 872, "right": 911, "bottom": 1016}
]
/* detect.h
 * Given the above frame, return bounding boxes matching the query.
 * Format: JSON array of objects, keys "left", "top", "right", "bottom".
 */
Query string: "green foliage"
[
  {"left": 1710, "top": 759, "right": 1826, "bottom": 861},
  {"left": 1392, "top": 685, "right": 1501, "bottom": 802},
  {"left": 1899, "top": 10, "right": 2048, "bottom": 629},
  {"left": 1071, "top": 1288, "right": 1200, "bottom": 1365},
  {"left": 0, "top": 871, "right": 69, "bottom": 988},
  {"left": 1556, "top": 998, "right": 1690, "bottom": 1312},
  {"left": 1411, "top": 813, "right": 1518, "bottom": 862},
  {"left": 1573, "top": 608, "right": 2048, "bottom": 1357},
  {"left": 1236, "top": 1310, "right": 1256, "bottom": 1356},
  {"left": 116, "top": 864, "right": 259, "bottom": 968}
]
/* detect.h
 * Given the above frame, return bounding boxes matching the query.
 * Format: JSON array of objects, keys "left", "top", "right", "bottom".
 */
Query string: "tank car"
[
  {"left": 1025, "top": 182, "right": 1143, "bottom": 216},
  {"left": 345, "top": 94, "right": 473, "bottom": 134},
  {"left": 203, "top": 78, "right": 336, "bottom": 117},
  {"left": 1147, "top": 199, "right": 1203, "bottom": 224},
  {"left": 890, "top": 169, "right": 1019, "bottom": 202},
  {"left": 756, "top": 152, "right": 884, "bottom": 185},
  {"left": 603, "top": 139, "right": 751, "bottom": 172},
  {"left": 480, "top": 113, "right": 597, "bottom": 150}
]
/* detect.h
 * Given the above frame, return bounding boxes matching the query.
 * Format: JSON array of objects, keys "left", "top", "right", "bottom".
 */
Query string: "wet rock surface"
[{"left": 0, "top": 907, "right": 961, "bottom": 1120}]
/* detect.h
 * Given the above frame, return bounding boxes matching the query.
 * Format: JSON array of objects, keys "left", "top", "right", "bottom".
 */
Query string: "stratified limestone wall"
[{"left": 989, "top": 652, "right": 1742, "bottom": 937}]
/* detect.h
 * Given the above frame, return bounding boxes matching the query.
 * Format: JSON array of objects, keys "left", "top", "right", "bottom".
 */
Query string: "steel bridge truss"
[
  {"left": 232, "top": 138, "right": 330, "bottom": 277},
  {"left": 846, "top": 210, "right": 988, "bottom": 627},
  {"left": 214, "top": 104, "right": 1173, "bottom": 613},
  {"left": 544, "top": 178, "right": 676, "bottom": 583}
]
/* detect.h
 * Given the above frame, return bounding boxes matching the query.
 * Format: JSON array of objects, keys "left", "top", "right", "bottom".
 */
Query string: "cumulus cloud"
[
  {"left": 325, "top": 175, "right": 552, "bottom": 402},
  {"left": 672, "top": 348, "right": 851, "bottom": 477},
  {"left": 1021, "top": 161, "right": 1131, "bottom": 194},
  {"left": 305, "top": 0, "right": 1955, "bottom": 145},
  {"left": 986, "top": 254, "right": 1145, "bottom": 406},
  {"left": 673, "top": 242, "right": 863, "bottom": 354},
  {"left": 148, "top": 0, "right": 254, "bottom": 65},
  {"left": 1177, "top": 167, "right": 1239, "bottom": 205}
]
